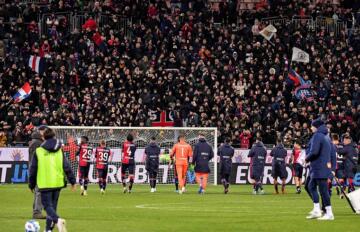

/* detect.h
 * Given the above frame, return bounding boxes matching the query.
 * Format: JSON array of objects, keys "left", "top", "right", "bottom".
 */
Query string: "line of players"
[
  {"left": 74, "top": 132, "right": 358, "bottom": 196},
  {"left": 250, "top": 134, "right": 358, "bottom": 196},
  {"left": 75, "top": 133, "right": 233, "bottom": 195}
]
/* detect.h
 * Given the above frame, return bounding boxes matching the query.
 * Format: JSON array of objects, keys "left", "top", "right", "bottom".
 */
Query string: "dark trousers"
[
  {"left": 41, "top": 189, "right": 61, "bottom": 231},
  {"left": 33, "top": 186, "right": 43, "bottom": 216},
  {"left": 308, "top": 178, "right": 331, "bottom": 208},
  {"left": 304, "top": 175, "right": 312, "bottom": 200}
]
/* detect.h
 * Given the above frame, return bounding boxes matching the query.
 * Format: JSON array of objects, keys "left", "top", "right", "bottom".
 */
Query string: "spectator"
[{"left": 0, "top": 0, "right": 358, "bottom": 149}]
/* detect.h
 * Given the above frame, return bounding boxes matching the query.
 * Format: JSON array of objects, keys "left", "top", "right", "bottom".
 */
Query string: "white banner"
[
  {"left": 0, "top": 147, "right": 306, "bottom": 164},
  {"left": 0, "top": 148, "right": 29, "bottom": 161}
]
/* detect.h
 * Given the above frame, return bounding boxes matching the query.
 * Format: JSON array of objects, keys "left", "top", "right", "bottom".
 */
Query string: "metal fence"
[
  {"left": 40, "top": 12, "right": 72, "bottom": 37},
  {"left": 38, "top": 12, "right": 132, "bottom": 38},
  {"left": 292, "top": 15, "right": 314, "bottom": 31},
  {"left": 260, "top": 16, "right": 288, "bottom": 27},
  {"left": 315, "top": 16, "right": 346, "bottom": 37},
  {"left": 260, "top": 15, "right": 348, "bottom": 37}
]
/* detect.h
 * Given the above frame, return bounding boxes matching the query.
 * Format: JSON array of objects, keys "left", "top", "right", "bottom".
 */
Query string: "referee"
[{"left": 29, "top": 128, "right": 76, "bottom": 232}]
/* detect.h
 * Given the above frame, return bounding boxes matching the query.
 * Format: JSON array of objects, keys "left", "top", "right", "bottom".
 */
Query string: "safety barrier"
[
  {"left": 39, "top": 12, "right": 132, "bottom": 38},
  {"left": 292, "top": 15, "right": 314, "bottom": 31},
  {"left": 259, "top": 15, "right": 348, "bottom": 37},
  {"left": 260, "top": 16, "right": 288, "bottom": 26},
  {"left": 315, "top": 16, "right": 346, "bottom": 37}
]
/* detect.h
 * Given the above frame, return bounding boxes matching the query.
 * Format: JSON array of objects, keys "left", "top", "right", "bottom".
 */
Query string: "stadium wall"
[{"left": 0, "top": 147, "right": 359, "bottom": 185}]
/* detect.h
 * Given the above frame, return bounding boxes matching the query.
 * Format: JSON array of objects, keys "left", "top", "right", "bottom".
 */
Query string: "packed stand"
[{"left": 0, "top": 0, "right": 359, "bottom": 148}]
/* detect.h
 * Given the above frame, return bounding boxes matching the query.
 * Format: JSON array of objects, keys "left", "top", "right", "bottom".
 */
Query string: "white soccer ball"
[{"left": 25, "top": 220, "right": 40, "bottom": 232}]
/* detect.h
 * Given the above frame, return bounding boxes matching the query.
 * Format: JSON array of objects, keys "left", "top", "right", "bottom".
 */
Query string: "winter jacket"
[{"left": 305, "top": 125, "right": 331, "bottom": 179}]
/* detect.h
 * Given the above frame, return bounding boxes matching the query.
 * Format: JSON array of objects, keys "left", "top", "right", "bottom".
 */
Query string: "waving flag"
[
  {"left": 12, "top": 82, "right": 32, "bottom": 103},
  {"left": 291, "top": 47, "right": 310, "bottom": 63},
  {"left": 259, "top": 24, "right": 277, "bottom": 41},
  {"left": 28, "top": 55, "right": 46, "bottom": 74},
  {"left": 287, "top": 69, "right": 305, "bottom": 86}
]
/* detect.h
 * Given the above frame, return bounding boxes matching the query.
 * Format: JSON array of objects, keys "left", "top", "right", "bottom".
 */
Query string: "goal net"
[{"left": 50, "top": 126, "right": 218, "bottom": 185}]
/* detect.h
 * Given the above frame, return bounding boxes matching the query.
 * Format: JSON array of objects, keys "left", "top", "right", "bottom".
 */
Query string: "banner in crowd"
[
  {"left": 0, "top": 148, "right": 29, "bottom": 161},
  {"left": 1, "top": 148, "right": 359, "bottom": 185}
]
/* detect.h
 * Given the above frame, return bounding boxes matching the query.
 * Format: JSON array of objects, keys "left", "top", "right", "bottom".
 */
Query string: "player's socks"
[
  {"left": 129, "top": 178, "right": 134, "bottom": 191},
  {"left": 174, "top": 177, "right": 179, "bottom": 191},
  {"left": 336, "top": 186, "right": 340, "bottom": 195},
  {"left": 348, "top": 178, "right": 355, "bottom": 193},
  {"left": 274, "top": 184, "right": 279, "bottom": 194},
  {"left": 79, "top": 179, "right": 83, "bottom": 186},
  {"left": 98, "top": 179, "right": 103, "bottom": 190},
  {"left": 153, "top": 180, "right": 157, "bottom": 188},
  {"left": 281, "top": 184, "right": 286, "bottom": 194},
  {"left": 84, "top": 179, "right": 89, "bottom": 191}
]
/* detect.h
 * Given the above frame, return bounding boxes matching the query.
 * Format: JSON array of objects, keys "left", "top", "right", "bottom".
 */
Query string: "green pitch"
[{"left": 1, "top": 184, "right": 359, "bottom": 232}]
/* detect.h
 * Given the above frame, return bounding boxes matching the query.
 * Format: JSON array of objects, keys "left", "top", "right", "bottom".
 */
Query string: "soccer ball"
[{"left": 25, "top": 220, "right": 40, "bottom": 232}]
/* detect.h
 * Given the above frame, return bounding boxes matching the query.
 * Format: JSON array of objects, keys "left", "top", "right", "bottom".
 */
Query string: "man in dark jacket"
[
  {"left": 218, "top": 138, "right": 235, "bottom": 194},
  {"left": 270, "top": 138, "right": 288, "bottom": 194},
  {"left": 28, "top": 125, "right": 47, "bottom": 219},
  {"left": 145, "top": 137, "right": 161, "bottom": 193},
  {"left": 305, "top": 119, "right": 334, "bottom": 220},
  {"left": 29, "top": 128, "right": 76, "bottom": 232},
  {"left": 192, "top": 133, "right": 214, "bottom": 194},
  {"left": 337, "top": 134, "right": 359, "bottom": 193},
  {"left": 248, "top": 137, "right": 267, "bottom": 195}
]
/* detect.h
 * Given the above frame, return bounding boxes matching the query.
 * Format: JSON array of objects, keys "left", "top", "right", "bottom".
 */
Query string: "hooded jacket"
[
  {"left": 248, "top": 141, "right": 267, "bottom": 167},
  {"left": 218, "top": 143, "right": 235, "bottom": 175},
  {"left": 28, "top": 131, "right": 43, "bottom": 165},
  {"left": 305, "top": 125, "right": 331, "bottom": 179},
  {"left": 192, "top": 138, "right": 214, "bottom": 173},
  {"left": 145, "top": 142, "right": 161, "bottom": 171},
  {"left": 28, "top": 138, "right": 75, "bottom": 191},
  {"left": 337, "top": 142, "right": 359, "bottom": 174},
  {"left": 270, "top": 143, "right": 287, "bottom": 167}
]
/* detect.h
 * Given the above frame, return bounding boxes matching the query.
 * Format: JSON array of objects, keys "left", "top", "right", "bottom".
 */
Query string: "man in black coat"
[
  {"left": 270, "top": 138, "right": 288, "bottom": 194},
  {"left": 248, "top": 137, "right": 267, "bottom": 195},
  {"left": 145, "top": 137, "right": 161, "bottom": 193},
  {"left": 192, "top": 133, "right": 214, "bottom": 194},
  {"left": 337, "top": 134, "right": 359, "bottom": 193},
  {"left": 28, "top": 125, "right": 47, "bottom": 219},
  {"left": 218, "top": 138, "right": 235, "bottom": 194}
]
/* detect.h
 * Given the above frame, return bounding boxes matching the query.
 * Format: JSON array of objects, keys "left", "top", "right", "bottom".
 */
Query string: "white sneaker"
[
  {"left": 178, "top": 190, "right": 183, "bottom": 194},
  {"left": 259, "top": 190, "right": 265, "bottom": 195},
  {"left": 306, "top": 210, "right": 322, "bottom": 219},
  {"left": 80, "top": 186, "right": 84, "bottom": 195},
  {"left": 150, "top": 188, "right": 155, "bottom": 193},
  {"left": 252, "top": 189, "right": 257, "bottom": 195},
  {"left": 181, "top": 187, "right": 186, "bottom": 193},
  {"left": 57, "top": 218, "right": 67, "bottom": 232},
  {"left": 83, "top": 190, "right": 88, "bottom": 196},
  {"left": 100, "top": 189, "right": 105, "bottom": 195},
  {"left": 318, "top": 214, "right": 334, "bottom": 220}
]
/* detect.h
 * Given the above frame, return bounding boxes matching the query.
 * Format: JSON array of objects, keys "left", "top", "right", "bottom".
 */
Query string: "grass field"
[{"left": 0, "top": 184, "right": 359, "bottom": 232}]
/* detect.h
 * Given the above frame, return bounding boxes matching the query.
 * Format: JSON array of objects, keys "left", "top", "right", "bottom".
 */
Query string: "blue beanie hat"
[{"left": 311, "top": 118, "right": 324, "bottom": 128}]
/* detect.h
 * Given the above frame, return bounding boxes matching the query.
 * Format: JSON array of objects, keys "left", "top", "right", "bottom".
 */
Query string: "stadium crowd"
[{"left": 0, "top": 0, "right": 359, "bottom": 148}]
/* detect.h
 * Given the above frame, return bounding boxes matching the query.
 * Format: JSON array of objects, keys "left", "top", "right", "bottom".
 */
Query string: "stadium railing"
[
  {"left": 292, "top": 15, "right": 315, "bottom": 31},
  {"left": 260, "top": 16, "right": 289, "bottom": 27},
  {"left": 38, "top": 11, "right": 133, "bottom": 38},
  {"left": 315, "top": 16, "right": 347, "bottom": 37}
]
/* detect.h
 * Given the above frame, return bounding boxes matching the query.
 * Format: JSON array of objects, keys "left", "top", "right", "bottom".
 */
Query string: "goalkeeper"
[
  {"left": 170, "top": 135, "right": 193, "bottom": 194},
  {"left": 192, "top": 133, "right": 214, "bottom": 194}
]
